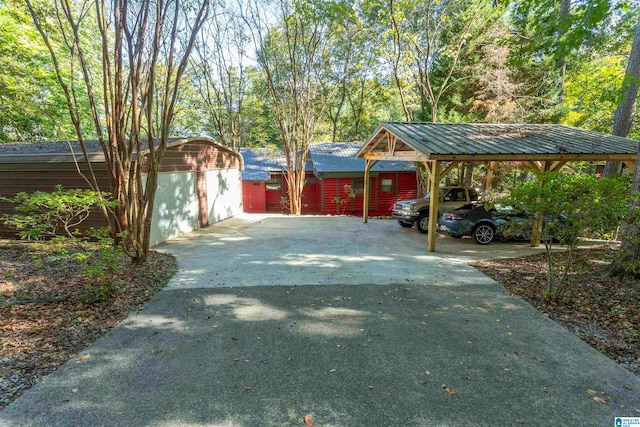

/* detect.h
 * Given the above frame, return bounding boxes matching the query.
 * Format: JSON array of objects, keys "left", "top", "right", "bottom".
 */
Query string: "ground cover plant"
[{"left": 0, "top": 239, "right": 176, "bottom": 409}]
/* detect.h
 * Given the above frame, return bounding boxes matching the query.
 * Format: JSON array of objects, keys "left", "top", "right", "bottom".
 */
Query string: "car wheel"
[
  {"left": 416, "top": 212, "right": 429, "bottom": 234},
  {"left": 473, "top": 223, "right": 495, "bottom": 245},
  {"left": 398, "top": 220, "right": 413, "bottom": 228}
]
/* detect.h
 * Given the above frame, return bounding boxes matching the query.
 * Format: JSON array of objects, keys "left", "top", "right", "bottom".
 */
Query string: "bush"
[
  {"left": 498, "top": 172, "right": 631, "bottom": 301},
  {"left": 2, "top": 185, "right": 116, "bottom": 240}
]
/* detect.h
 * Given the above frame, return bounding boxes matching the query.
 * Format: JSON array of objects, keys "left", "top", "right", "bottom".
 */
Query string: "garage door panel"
[
  {"left": 149, "top": 172, "right": 198, "bottom": 246},
  {"left": 207, "top": 168, "right": 241, "bottom": 223}
]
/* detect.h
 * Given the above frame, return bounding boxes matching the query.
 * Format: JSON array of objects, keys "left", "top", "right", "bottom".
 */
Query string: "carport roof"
[{"left": 357, "top": 122, "right": 639, "bottom": 162}]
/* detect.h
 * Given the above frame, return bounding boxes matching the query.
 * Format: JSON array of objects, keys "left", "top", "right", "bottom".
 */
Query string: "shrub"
[
  {"left": 498, "top": 172, "right": 630, "bottom": 302},
  {"left": 2, "top": 185, "right": 116, "bottom": 240}
]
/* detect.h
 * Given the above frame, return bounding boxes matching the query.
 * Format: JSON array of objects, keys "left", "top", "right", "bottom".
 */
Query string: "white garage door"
[
  {"left": 206, "top": 168, "right": 241, "bottom": 223},
  {"left": 149, "top": 171, "right": 198, "bottom": 246}
]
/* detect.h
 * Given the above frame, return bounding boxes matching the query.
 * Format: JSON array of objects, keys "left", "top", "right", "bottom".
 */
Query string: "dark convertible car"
[{"left": 437, "top": 203, "right": 530, "bottom": 245}]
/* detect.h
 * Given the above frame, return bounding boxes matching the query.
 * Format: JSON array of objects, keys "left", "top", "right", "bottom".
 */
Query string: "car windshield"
[{"left": 423, "top": 188, "right": 448, "bottom": 200}]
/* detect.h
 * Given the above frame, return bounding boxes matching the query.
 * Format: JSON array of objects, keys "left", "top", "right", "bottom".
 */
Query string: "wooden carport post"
[
  {"left": 529, "top": 160, "right": 567, "bottom": 247},
  {"left": 362, "top": 158, "right": 377, "bottom": 223},
  {"left": 426, "top": 160, "right": 441, "bottom": 252}
]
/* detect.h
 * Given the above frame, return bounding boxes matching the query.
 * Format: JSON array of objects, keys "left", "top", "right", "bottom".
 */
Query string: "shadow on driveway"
[{"left": 1, "top": 215, "right": 637, "bottom": 426}]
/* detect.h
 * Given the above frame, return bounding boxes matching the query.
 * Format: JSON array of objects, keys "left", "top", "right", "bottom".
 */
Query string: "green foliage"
[
  {"left": 499, "top": 172, "right": 631, "bottom": 301},
  {"left": 83, "top": 228, "right": 124, "bottom": 303},
  {"left": 3, "top": 185, "right": 117, "bottom": 240},
  {"left": 0, "top": 1, "right": 95, "bottom": 143},
  {"left": 332, "top": 184, "right": 356, "bottom": 214}
]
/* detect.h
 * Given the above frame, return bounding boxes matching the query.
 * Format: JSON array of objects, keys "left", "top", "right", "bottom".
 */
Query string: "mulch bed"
[
  {"left": 0, "top": 240, "right": 176, "bottom": 409},
  {"left": 471, "top": 247, "right": 640, "bottom": 376}
]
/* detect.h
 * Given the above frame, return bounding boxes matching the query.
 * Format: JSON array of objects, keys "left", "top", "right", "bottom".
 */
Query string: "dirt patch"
[
  {"left": 0, "top": 240, "right": 176, "bottom": 409},
  {"left": 471, "top": 247, "right": 639, "bottom": 376}
]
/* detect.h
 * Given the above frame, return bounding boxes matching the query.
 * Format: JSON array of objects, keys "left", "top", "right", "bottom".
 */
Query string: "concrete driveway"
[
  {"left": 160, "top": 214, "right": 552, "bottom": 289},
  {"left": 1, "top": 215, "right": 639, "bottom": 427}
]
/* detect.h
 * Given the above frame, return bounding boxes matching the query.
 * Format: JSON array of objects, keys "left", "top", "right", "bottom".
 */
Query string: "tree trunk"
[
  {"left": 555, "top": 0, "right": 571, "bottom": 104},
  {"left": 603, "top": 17, "right": 640, "bottom": 177},
  {"left": 610, "top": 16, "right": 640, "bottom": 275}
]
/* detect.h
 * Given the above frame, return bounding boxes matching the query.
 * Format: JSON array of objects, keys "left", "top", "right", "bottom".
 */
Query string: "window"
[
  {"left": 469, "top": 188, "right": 479, "bottom": 201},
  {"left": 452, "top": 189, "right": 466, "bottom": 201},
  {"left": 266, "top": 176, "right": 282, "bottom": 191},
  {"left": 381, "top": 178, "right": 394, "bottom": 193},
  {"left": 352, "top": 178, "right": 365, "bottom": 195}
]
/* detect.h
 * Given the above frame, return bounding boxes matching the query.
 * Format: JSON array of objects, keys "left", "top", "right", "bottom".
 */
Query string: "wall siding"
[
  {"left": 0, "top": 167, "right": 112, "bottom": 238},
  {"left": 0, "top": 138, "right": 242, "bottom": 242}
]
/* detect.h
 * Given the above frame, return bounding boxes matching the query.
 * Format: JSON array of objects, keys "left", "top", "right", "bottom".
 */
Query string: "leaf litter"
[{"left": 0, "top": 240, "right": 177, "bottom": 409}]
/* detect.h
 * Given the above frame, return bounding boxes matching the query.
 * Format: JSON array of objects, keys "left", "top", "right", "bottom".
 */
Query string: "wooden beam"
[
  {"left": 423, "top": 161, "right": 434, "bottom": 182},
  {"left": 363, "top": 159, "right": 373, "bottom": 223},
  {"left": 531, "top": 161, "right": 544, "bottom": 171},
  {"left": 388, "top": 135, "right": 397, "bottom": 155},
  {"left": 549, "top": 161, "right": 567, "bottom": 172},
  {"left": 530, "top": 161, "right": 551, "bottom": 247},
  {"left": 440, "top": 161, "right": 459, "bottom": 178},
  {"left": 364, "top": 152, "right": 426, "bottom": 161},
  {"left": 427, "top": 161, "right": 441, "bottom": 252}
]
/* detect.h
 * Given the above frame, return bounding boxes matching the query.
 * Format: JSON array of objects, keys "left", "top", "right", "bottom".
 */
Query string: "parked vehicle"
[
  {"left": 437, "top": 204, "right": 530, "bottom": 245},
  {"left": 392, "top": 187, "right": 481, "bottom": 233}
]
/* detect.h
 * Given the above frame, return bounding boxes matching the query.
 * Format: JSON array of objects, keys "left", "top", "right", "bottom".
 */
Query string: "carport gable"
[{"left": 356, "top": 122, "right": 639, "bottom": 252}]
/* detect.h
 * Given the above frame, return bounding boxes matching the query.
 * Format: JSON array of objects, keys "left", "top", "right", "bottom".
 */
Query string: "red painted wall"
[
  {"left": 250, "top": 171, "right": 417, "bottom": 216},
  {"left": 318, "top": 172, "right": 416, "bottom": 217},
  {"left": 243, "top": 181, "right": 267, "bottom": 213}
]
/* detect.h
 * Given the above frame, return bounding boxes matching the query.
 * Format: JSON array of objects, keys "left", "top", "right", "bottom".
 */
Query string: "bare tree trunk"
[
  {"left": 610, "top": 16, "right": 640, "bottom": 275},
  {"left": 464, "top": 163, "right": 475, "bottom": 186},
  {"left": 27, "top": 0, "right": 211, "bottom": 263},
  {"left": 603, "top": 17, "right": 640, "bottom": 177}
]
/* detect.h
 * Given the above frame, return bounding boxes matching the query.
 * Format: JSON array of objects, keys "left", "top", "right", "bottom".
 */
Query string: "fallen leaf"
[
  {"left": 515, "top": 419, "right": 524, "bottom": 424},
  {"left": 329, "top": 369, "right": 337, "bottom": 373},
  {"left": 424, "top": 370, "right": 431, "bottom": 376},
  {"left": 71, "top": 388, "right": 78, "bottom": 393},
  {"left": 441, "top": 384, "right": 457, "bottom": 396},
  {"left": 593, "top": 395, "right": 611, "bottom": 404},
  {"left": 586, "top": 389, "right": 597, "bottom": 396},
  {"left": 368, "top": 385, "right": 374, "bottom": 390},
  {"left": 304, "top": 415, "right": 314, "bottom": 426},
  {"left": 76, "top": 354, "right": 90, "bottom": 361},
  {"left": 504, "top": 368, "right": 511, "bottom": 373},
  {"left": 243, "top": 386, "right": 253, "bottom": 392}
]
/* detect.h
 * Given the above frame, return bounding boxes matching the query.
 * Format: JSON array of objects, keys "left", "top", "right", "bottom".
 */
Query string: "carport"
[{"left": 357, "top": 122, "right": 639, "bottom": 252}]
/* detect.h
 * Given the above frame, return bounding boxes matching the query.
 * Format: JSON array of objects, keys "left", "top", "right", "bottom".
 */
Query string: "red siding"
[
  {"left": 301, "top": 176, "right": 320, "bottom": 214},
  {"left": 322, "top": 178, "right": 340, "bottom": 214},
  {"left": 266, "top": 174, "right": 284, "bottom": 213},
  {"left": 397, "top": 172, "right": 418, "bottom": 204},
  {"left": 243, "top": 181, "right": 266, "bottom": 213}
]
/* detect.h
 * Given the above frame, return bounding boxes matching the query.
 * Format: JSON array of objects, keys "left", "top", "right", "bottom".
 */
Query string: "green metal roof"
[{"left": 358, "top": 122, "right": 639, "bottom": 161}]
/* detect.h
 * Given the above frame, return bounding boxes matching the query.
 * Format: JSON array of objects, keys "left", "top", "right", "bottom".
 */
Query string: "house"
[
  {"left": 241, "top": 142, "right": 417, "bottom": 216},
  {"left": 0, "top": 137, "right": 243, "bottom": 245}
]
